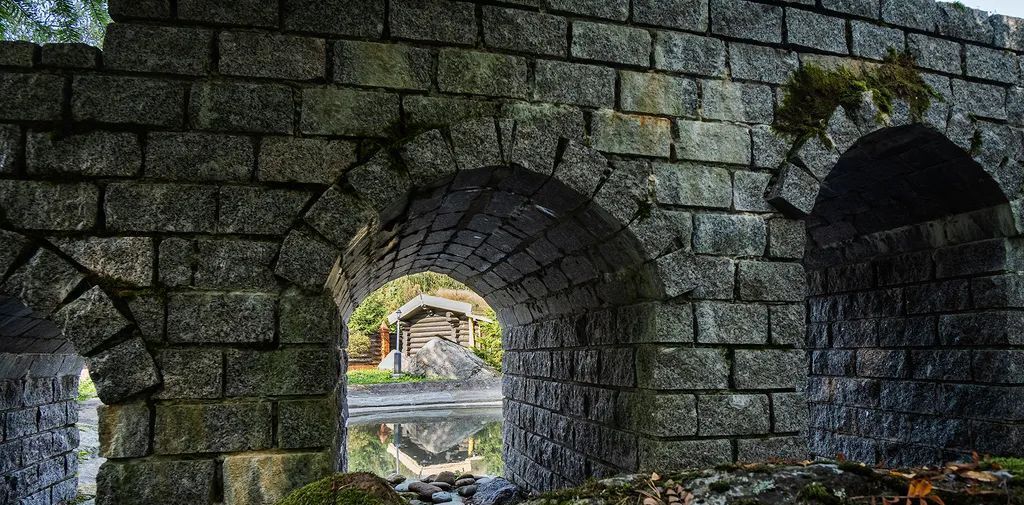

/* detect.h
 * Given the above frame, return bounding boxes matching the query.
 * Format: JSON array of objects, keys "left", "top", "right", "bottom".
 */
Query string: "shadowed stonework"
[{"left": 1, "top": 0, "right": 1024, "bottom": 503}]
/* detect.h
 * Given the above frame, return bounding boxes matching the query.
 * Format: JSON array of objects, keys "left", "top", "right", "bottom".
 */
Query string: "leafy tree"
[
  {"left": 1, "top": 0, "right": 110, "bottom": 46},
  {"left": 472, "top": 308, "right": 503, "bottom": 371}
]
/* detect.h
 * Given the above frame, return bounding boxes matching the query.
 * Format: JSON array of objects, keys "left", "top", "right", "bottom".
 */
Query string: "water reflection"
[{"left": 347, "top": 406, "right": 504, "bottom": 479}]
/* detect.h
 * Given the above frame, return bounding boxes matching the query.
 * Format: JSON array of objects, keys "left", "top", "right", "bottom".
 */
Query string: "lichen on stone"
[
  {"left": 773, "top": 51, "right": 940, "bottom": 144},
  {"left": 276, "top": 472, "right": 404, "bottom": 505}
]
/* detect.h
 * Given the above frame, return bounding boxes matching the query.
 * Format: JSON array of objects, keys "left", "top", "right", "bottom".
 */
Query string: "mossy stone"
[{"left": 277, "top": 472, "right": 404, "bottom": 505}]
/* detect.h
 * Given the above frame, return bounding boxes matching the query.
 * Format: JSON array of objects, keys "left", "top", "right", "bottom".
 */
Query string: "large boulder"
[
  {"left": 377, "top": 350, "right": 404, "bottom": 371},
  {"left": 406, "top": 338, "right": 497, "bottom": 380}
]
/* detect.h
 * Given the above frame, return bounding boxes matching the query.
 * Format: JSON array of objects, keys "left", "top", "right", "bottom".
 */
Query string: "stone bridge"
[{"left": 1, "top": 0, "right": 1023, "bottom": 503}]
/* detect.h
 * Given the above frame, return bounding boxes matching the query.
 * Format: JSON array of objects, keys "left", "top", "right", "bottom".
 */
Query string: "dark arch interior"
[
  {"left": 804, "top": 125, "right": 1023, "bottom": 465},
  {"left": 326, "top": 162, "right": 660, "bottom": 489}
]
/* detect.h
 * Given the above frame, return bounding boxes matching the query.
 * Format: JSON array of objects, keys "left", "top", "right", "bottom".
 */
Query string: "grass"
[
  {"left": 345, "top": 369, "right": 436, "bottom": 385},
  {"left": 774, "top": 50, "right": 938, "bottom": 144},
  {"left": 77, "top": 374, "right": 97, "bottom": 403}
]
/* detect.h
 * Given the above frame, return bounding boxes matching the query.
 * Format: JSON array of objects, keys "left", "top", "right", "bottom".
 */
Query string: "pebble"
[
  {"left": 431, "top": 491, "right": 455, "bottom": 503},
  {"left": 457, "top": 485, "right": 477, "bottom": 497},
  {"left": 454, "top": 478, "right": 475, "bottom": 487}
]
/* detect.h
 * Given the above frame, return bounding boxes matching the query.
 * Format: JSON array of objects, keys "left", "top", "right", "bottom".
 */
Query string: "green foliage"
[
  {"left": 472, "top": 308, "right": 503, "bottom": 371},
  {"left": 1, "top": 0, "right": 110, "bottom": 46},
  {"left": 474, "top": 421, "right": 504, "bottom": 475},
  {"left": 992, "top": 457, "right": 1024, "bottom": 476},
  {"left": 277, "top": 472, "right": 403, "bottom": 505},
  {"left": 797, "top": 482, "right": 841, "bottom": 505},
  {"left": 346, "top": 427, "right": 403, "bottom": 478},
  {"left": 346, "top": 272, "right": 503, "bottom": 362},
  {"left": 774, "top": 51, "right": 939, "bottom": 144},
  {"left": 77, "top": 373, "right": 96, "bottom": 403},
  {"left": 345, "top": 369, "right": 435, "bottom": 385}
]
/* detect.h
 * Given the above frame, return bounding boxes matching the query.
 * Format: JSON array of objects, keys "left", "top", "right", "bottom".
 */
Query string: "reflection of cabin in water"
[{"left": 385, "top": 295, "right": 492, "bottom": 359}]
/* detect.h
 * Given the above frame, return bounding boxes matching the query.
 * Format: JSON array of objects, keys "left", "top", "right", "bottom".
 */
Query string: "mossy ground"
[
  {"left": 277, "top": 472, "right": 404, "bottom": 505},
  {"left": 774, "top": 51, "right": 940, "bottom": 144}
]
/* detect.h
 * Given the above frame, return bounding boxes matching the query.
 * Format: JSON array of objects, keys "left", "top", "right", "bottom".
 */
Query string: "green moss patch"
[
  {"left": 277, "top": 472, "right": 404, "bottom": 505},
  {"left": 774, "top": 51, "right": 939, "bottom": 144}
]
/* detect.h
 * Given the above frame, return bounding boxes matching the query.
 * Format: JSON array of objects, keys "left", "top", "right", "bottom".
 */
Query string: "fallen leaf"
[
  {"left": 961, "top": 471, "right": 999, "bottom": 483},
  {"left": 908, "top": 479, "right": 932, "bottom": 497},
  {"left": 651, "top": 472, "right": 661, "bottom": 481}
]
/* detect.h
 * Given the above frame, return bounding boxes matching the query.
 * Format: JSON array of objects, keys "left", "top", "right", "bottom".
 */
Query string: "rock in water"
[
  {"left": 470, "top": 477, "right": 521, "bottom": 505},
  {"left": 434, "top": 471, "right": 457, "bottom": 485},
  {"left": 409, "top": 481, "right": 444, "bottom": 501},
  {"left": 406, "top": 337, "right": 497, "bottom": 380},
  {"left": 458, "top": 485, "right": 478, "bottom": 497},
  {"left": 386, "top": 473, "right": 406, "bottom": 485},
  {"left": 277, "top": 472, "right": 405, "bottom": 505}
]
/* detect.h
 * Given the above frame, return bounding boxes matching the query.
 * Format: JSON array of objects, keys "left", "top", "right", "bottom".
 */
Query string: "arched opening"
[
  {"left": 804, "top": 124, "right": 1024, "bottom": 465},
  {"left": 344, "top": 272, "right": 504, "bottom": 482},
  {"left": 288, "top": 119, "right": 662, "bottom": 490}
]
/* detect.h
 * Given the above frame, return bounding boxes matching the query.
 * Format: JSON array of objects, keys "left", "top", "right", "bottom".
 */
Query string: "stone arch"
[
  {"left": 768, "top": 96, "right": 1024, "bottom": 464},
  {"left": 270, "top": 117, "right": 673, "bottom": 490},
  {"left": 0, "top": 226, "right": 163, "bottom": 504}
]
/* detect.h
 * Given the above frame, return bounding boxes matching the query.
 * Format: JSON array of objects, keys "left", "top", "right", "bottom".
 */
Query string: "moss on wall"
[
  {"left": 277, "top": 473, "right": 403, "bottom": 505},
  {"left": 774, "top": 51, "right": 939, "bottom": 144}
]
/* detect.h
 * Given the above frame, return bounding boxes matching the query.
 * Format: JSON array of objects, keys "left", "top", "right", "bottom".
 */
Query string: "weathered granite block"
[
  {"left": 27, "top": 130, "right": 140, "bottom": 177},
  {"left": 637, "top": 346, "right": 729, "bottom": 389},
  {"left": 53, "top": 286, "right": 131, "bottom": 356},
  {"left": 701, "top": 80, "right": 773, "bottom": 123},
  {"left": 103, "top": 24, "right": 212, "bottom": 75},
  {"left": 787, "top": 8, "right": 848, "bottom": 54},
  {"left": 301, "top": 87, "right": 400, "bottom": 135},
  {"left": 698, "top": 394, "right": 771, "bottom": 435},
  {"left": 282, "top": 0, "right": 384, "bottom": 37},
  {"left": 696, "top": 301, "right": 769, "bottom": 344},
  {"left": 225, "top": 349, "right": 333, "bottom": 396},
  {"left": 591, "top": 110, "right": 672, "bottom": 157},
  {"left": 654, "top": 162, "right": 732, "bottom": 208},
  {"left": 390, "top": 0, "right": 477, "bottom": 44},
  {"left": 223, "top": 452, "right": 330, "bottom": 505},
  {"left": 190, "top": 81, "right": 294, "bottom": 133},
  {"left": 166, "top": 293, "right": 275, "bottom": 344},
  {"left": 729, "top": 43, "right": 798, "bottom": 84},
  {"left": 105, "top": 183, "right": 217, "bottom": 233},
  {"left": 571, "top": 21, "right": 651, "bottom": 67},
  {"left": 0, "top": 180, "right": 98, "bottom": 231},
  {"left": 334, "top": 41, "right": 431, "bottom": 90},
  {"left": 676, "top": 120, "right": 751, "bottom": 165},
  {"left": 155, "top": 349, "right": 222, "bottom": 400},
  {"left": 710, "top": 0, "right": 783, "bottom": 43},
  {"left": 87, "top": 338, "right": 160, "bottom": 404},
  {"left": 0, "top": 73, "right": 62, "bottom": 121},
  {"left": 483, "top": 6, "right": 567, "bottom": 57},
  {"left": 218, "top": 186, "right": 312, "bottom": 235},
  {"left": 278, "top": 400, "right": 333, "bottom": 448},
  {"left": 73, "top": 75, "right": 186, "bottom": 127},
  {"left": 693, "top": 214, "right": 767, "bottom": 256},
  {"left": 178, "top": 0, "right": 277, "bottom": 26},
  {"left": 220, "top": 31, "right": 326, "bottom": 80},
  {"left": 96, "top": 459, "right": 215, "bottom": 505},
  {"left": 438, "top": 49, "right": 529, "bottom": 99},
  {"left": 146, "top": 132, "right": 253, "bottom": 181},
  {"left": 851, "top": 21, "right": 905, "bottom": 60},
  {"left": 653, "top": 31, "right": 726, "bottom": 77},
  {"left": 734, "top": 349, "right": 806, "bottom": 389},
  {"left": 98, "top": 403, "right": 150, "bottom": 459},
  {"left": 40, "top": 43, "right": 99, "bottom": 68},
  {"left": 620, "top": 71, "right": 697, "bottom": 117},
  {"left": 154, "top": 402, "right": 272, "bottom": 454}
]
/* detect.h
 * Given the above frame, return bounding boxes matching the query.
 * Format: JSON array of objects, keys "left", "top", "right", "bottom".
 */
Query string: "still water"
[{"left": 346, "top": 405, "right": 504, "bottom": 479}]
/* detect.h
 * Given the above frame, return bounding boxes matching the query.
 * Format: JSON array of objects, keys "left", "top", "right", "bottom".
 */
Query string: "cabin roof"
[{"left": 386, "top": 294, "right": 493, "bottom": 324}]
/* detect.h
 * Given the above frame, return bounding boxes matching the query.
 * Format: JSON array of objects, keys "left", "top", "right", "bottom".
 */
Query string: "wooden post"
[{"left": 378, "top": 320, "right": 390, "bottom": 362}]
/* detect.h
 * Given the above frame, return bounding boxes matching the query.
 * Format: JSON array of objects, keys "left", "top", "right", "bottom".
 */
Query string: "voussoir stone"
[
  {"left": 53, "top": 286, "right": 131, "bottom": 356},
  {"left": 87, "top": 337, "right": 160, "bottom": 404},
  {"left": 274, "top": 229, "right": 340, "bottom": 290},
  {"left": 1, "top": 248, "right": 84, "bottom": 314}
]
